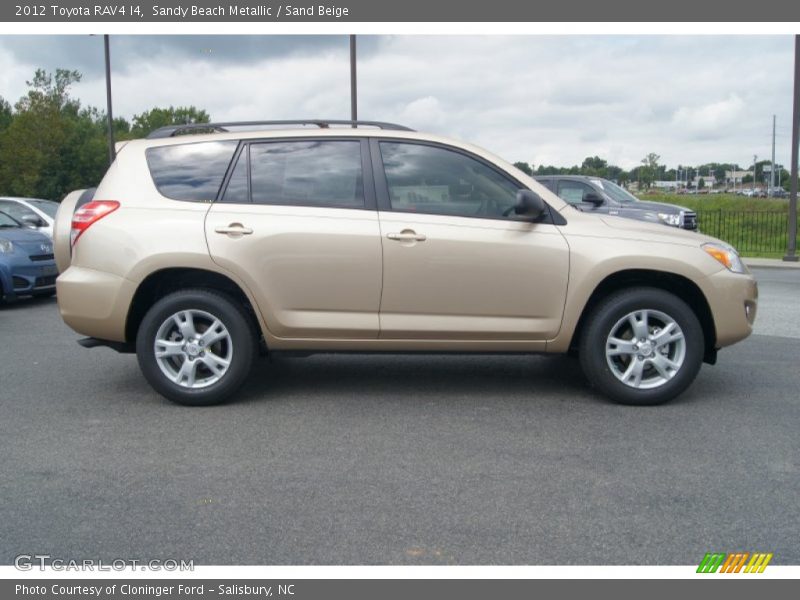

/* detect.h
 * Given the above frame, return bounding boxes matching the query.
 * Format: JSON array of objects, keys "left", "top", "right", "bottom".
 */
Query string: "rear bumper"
[
  {"left": 0, "top": 258, "right": 58, "bottom": 301},
  {"left": 56, "top": 266, "right": 135, "bottom": 342}
]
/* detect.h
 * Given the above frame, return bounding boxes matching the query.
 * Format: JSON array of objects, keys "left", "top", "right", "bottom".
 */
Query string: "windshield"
[
  {"left": 592, "top": 178, "right": 640, "bottom": 204},
  {"left": 0, "top": 211, "right": 22, "bottom": 228},
  {"left": 27, "top": 199, "right": 58, "bottom": 218}
]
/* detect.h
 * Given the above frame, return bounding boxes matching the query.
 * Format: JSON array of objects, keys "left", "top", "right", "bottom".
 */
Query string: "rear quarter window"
[{"left": 146, "top": 141, "right": 238, "bottom": 201}]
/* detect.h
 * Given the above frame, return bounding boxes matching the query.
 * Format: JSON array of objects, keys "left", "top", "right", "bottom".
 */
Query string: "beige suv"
[{"left": 53, "top": 120, "right": 757, "bottom": 407}]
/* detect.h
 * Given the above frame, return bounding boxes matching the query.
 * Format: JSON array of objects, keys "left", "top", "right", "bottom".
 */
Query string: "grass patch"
[
  {"left": 638, "top": 192, "right": 790, "bottom": 212},
  {"left": 636, "top": 192, "right": 790, "bottom": 257}
]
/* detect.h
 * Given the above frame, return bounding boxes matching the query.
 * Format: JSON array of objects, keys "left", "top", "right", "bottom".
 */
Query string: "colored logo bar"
[{"left": 697, "top": 552, "right": 773, "bottom": 573}]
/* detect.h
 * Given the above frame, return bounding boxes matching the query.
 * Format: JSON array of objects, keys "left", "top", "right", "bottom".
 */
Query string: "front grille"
[
  {"left": 34, "top": 275, "right": 56, "bottom": 288},
  {"left": 29, "top": 254, "right": 54, "bottom": 262},
  {"left": 12, "top": 276, "right": 28, "bottom": 289},
  {"left": 683, "top": 211, "right": 698, "bottom": 230}
]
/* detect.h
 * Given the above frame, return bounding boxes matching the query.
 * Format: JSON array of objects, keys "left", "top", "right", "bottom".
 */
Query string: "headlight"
[
  {"left": 0, "top": 238, "right": 13, "bottom": 254},
  {"left": 702, "top": 242, "right": 747, "bottom": 274},
  {"left": 658, "top": 212, "right": 682, "bottom": 226}
]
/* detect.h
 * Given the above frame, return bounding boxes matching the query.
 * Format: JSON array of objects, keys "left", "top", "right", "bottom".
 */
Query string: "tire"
[
  {"left": 578, "top": 287, "right": 704, "bottom": 406},
  {"left": 136, "top": 289, "right": 257, "bottom": 406}
]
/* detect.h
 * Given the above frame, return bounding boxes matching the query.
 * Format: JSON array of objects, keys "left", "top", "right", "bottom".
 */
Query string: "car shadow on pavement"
[{"left": 232, "top": 353, "right": 596, "bottom": 407}]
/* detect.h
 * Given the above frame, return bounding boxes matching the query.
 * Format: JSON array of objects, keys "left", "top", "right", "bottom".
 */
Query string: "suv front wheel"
[
  {"left": 136, "top": 289, "right": 257, "bottom": 406},
  {"left": 579, "top": 287, "right": 704, "bottom": 405}
]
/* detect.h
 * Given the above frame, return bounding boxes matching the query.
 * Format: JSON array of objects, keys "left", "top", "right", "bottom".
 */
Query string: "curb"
[{"left": 744, "top": 258, "right": 800, "bottom": 269}]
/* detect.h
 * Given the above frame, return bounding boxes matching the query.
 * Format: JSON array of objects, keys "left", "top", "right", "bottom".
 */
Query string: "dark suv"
[{"left": 534, "top": 175, "right": 697, "bottom": 231}]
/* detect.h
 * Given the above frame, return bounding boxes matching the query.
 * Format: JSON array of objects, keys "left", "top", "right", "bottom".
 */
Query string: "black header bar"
[{"left": 3, "top": 0, "right": 800, "bottom": 22}]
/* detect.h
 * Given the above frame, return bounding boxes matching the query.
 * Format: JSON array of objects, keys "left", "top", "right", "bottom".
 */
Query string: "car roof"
[
  {"left": 534, "top": 175, "right": 603, "bottom": 182},
  {"left": 145, "top": 119, "right": 413, "bottom": 140},
  {"left": 134, "top": 126, "right": 449, "bottom": 149}
]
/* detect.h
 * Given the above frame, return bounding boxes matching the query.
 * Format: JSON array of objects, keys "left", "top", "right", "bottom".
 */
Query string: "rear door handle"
[
  {"left": 387, "top": 230, "right": 426, "bottom": 242},
  {"left": 214, "top": 223, "right": 253, "bottom": 236}
]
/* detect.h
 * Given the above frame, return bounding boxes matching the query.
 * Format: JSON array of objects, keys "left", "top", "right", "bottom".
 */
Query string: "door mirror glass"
[
  {"left": 583, "top": 191, "right": 605, "bottom": 206},
  {"left": 21, "top": 214, "right": 44, "bottom": 228},
  {"left": 503, "top": 189, "right": 545, "bottom": 220}
]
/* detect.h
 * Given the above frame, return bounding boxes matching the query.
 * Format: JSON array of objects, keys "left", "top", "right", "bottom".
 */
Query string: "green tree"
[
  {"left": 778, "top": 168, "right": 790, "bottom": 188},
  {"left": 580, "top": 156, "right": 608, "bottom": 176},
  {"left": 0, "top": 68, "right": 213, "bottom": 200},
  {"left": 513, "top": 161, "right": 533, "bottom": 176},
  {"left": 638, "top": 153, "right": 661, "bottom": 189},
  {"left": 0, "top": 96, "right": 12, "bottom": 132},
  {"left": 128, "top": 106, "right": 210, "bottom": 138},
  {"left": 0, "top": 69, "right": 84, "bottom": 198}
]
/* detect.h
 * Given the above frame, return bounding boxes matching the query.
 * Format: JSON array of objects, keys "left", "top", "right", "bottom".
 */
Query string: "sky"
[{"left": 0, "top": 35, "right": 794, "bottom": 171}]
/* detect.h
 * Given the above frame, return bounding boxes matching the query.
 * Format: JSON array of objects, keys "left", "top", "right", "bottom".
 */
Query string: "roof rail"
[{"left": 146, "top": 119, "right": 414, "bottom": 139}]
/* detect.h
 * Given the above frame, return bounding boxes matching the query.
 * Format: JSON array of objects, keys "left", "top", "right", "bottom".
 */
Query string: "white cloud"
[
  {"left": 672, "top": 94, "right": 747, "bottom": 139},
  {"left": 0, "top": 35, "right": 794, "bottom": 170}
]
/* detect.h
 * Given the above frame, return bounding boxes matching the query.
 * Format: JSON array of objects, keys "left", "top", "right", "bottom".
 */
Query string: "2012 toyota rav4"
[{"left": 53, "top": 120, "right": 757, "bottom": 407}]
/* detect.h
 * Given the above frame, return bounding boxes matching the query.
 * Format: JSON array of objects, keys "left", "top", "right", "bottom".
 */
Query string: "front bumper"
[
  {"left": 0, "top": 256, "right": 58, "bottom": 301},
  {"left": 703, "top": 268, "right": 758, "bottom": 348}
]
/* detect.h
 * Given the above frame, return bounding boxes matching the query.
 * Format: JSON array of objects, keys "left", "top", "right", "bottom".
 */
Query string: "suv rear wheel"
[
  {"left": 579, "top": 287, "right": 704, "bottom": 405},
  {"left": 136, "top": 289, "right": 257, "bottom": 406}
]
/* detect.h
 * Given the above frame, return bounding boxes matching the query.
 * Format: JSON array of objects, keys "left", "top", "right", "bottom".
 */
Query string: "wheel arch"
[
  {"left": 125, "top": 267, "right": 263, "bottom": 346},
  {"left": 569, "top": 269, "right": 717, "bottom": 364}
]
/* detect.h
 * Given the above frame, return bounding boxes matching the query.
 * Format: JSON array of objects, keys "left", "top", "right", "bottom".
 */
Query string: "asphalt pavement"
[{"left": 1, "top": 268, "right": 798, "bottom": 565}]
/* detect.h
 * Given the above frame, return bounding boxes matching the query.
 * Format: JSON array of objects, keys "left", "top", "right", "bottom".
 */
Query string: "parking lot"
[{"left": 1, "top": 267, "right": 798, "bottom": 565}]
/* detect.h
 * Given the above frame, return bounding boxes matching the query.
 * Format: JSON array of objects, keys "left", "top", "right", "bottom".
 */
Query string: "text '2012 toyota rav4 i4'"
[{"left": 53, "top": 120, "right": 757, "bottom": 407}]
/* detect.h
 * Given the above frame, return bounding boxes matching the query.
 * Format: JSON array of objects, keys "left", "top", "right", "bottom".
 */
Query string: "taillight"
[{"left": 70, "top": 201, "right": 120, "bottom": 247}]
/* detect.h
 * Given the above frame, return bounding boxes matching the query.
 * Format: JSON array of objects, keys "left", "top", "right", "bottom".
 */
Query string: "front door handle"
[
  {"left": 214, "top": 223, "right": 253, "bottom": 236},
  {"left": 387, "top": 230, "right": 427, "bottom": 242}
]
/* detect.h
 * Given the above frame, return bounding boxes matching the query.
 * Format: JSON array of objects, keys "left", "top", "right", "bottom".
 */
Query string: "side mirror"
[
  {"left": 504, "top": 189, "right": 546, "bottom": 220},
  {"left": 21, "top": 214, "right": 44, "bottom": 228},
  {"left": 583, "top": 191, "right": 605, "bottom": 206}
]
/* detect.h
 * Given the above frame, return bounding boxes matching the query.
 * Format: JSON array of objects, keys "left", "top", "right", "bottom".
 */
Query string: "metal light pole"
[
  {"left": 349, "top": 35, "right": 357, "bottom": 125},
  {"left": 104, "top": 35, "right": 116, "bottom": 164},
  {"left": 785, "top": 36, "right": 799, "bottom": 261},
  {"left": 771, "top": 114, "right": 777, "bottom": 194}
]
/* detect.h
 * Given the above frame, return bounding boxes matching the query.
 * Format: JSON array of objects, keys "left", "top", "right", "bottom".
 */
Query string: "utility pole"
[
  {"left": 753, "top": 154, "right": 757, "bottom": 192},
  {"left": 104, "top": 35, "right": 116, "bottom": 164},
  {"left": 349, "top": 35, "right": 357, "bottom": 125},
  {"left": 785, "top": 35, "right": 799, "bottom": 262},
  {"left": 771, "top": 114, "right": 777, "bottom": 195}
]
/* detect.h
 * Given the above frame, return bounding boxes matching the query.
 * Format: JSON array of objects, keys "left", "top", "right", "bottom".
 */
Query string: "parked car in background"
[
  {"left": 0, "top": 210, "right": 57, "bottom": 303},
  {"left": 54, "top": 120, "right": 755, "bottom": 407},
  {"left": 533, "top": 175, "right": 698, "bottom": 230},
  {"left": 0, "top": 197, "right": 59, "bottom": 238}
]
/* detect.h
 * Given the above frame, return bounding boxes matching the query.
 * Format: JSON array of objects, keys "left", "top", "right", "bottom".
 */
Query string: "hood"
[
  {"left": 0, "top": 227, "right": 54, "bottom": 255},
  {"left": 598, "top": 214, "right": 720, "bottom": 246},
  {"left": 626, "top": 199, "right": 694, "bottom": 213}
]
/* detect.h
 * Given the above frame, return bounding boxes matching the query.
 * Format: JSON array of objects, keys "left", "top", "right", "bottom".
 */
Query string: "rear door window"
[{"left": 248, "top": 140, "right": 365, "bottom": 208}]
